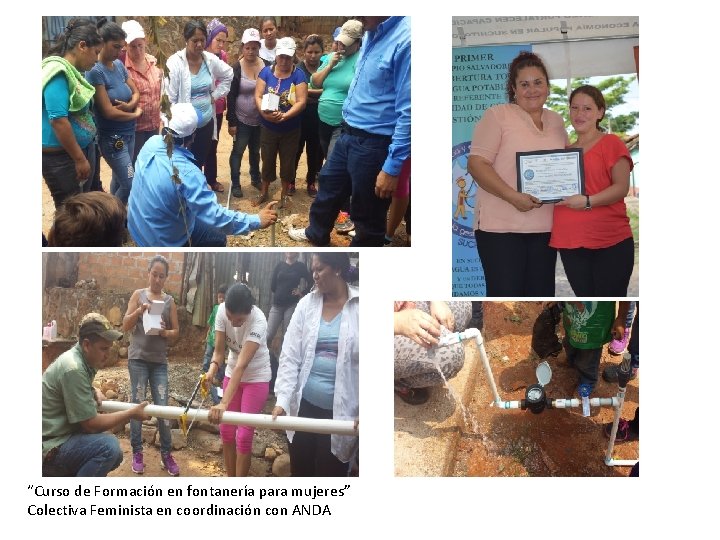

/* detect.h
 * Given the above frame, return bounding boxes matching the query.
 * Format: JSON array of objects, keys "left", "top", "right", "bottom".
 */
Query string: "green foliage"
[{"left": 547, "top": 76, "right": 638, "bottom": 138}]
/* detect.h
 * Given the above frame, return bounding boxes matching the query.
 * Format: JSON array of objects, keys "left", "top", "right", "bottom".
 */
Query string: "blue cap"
[
  {"left": 578, "top": 384, "right": 592, "bottom": 398},
  {"left": 332, "top": 26, "right": 342, "bottom": 40}
]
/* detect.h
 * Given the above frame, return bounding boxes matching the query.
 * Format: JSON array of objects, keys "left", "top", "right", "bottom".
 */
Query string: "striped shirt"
[{"left": 125, "top": 53, "right": 162, "bottom": 132}]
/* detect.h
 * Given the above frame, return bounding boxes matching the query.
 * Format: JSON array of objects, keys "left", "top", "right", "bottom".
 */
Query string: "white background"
[{"left": 8, "top": 2, "right": 720, "bottom": 537}]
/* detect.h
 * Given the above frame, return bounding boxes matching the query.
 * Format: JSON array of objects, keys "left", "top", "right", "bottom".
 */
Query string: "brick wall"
[{"left": 77, "top": 252, "right": 185, "bottom": 295}]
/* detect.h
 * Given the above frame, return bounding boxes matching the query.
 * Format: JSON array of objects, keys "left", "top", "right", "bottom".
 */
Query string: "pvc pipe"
[
  {"left": 474, "top": 332, "right": 503, "bottom": 405},
  {"left": 552, "top": 397, "right": 618, "bottom": 409},
  {"left": 605, "top": 386, "right": 627, "bottom": 463},
  {"left": 605, "top": 459, "right": 639, "bottom": 467},
  {"left": 492, "top": 400, "right": 522, "bottom": 409},
  {"left": 99, "top": 401, "right": 358, "bottom": 436}
]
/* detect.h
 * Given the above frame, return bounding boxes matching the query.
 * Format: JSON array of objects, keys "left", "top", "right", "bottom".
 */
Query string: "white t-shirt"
[
  {"left": 215, "top": 304, "right": 271, "bottom": 382},
  {"left": 259, "top": 39, "right": 276, "bottom": 63}
]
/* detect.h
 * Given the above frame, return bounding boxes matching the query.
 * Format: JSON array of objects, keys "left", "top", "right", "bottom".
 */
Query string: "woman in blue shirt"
[
  {"left": 86, "top": 19, "right": 143, "bottom": 204},
  {"left": 253, "top": 37, "right": 307, "bottom": 207}
]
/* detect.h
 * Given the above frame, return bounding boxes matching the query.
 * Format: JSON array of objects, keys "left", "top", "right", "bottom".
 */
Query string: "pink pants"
[{"left": 219, "top": 378, "right": 270, "bottom": 454}]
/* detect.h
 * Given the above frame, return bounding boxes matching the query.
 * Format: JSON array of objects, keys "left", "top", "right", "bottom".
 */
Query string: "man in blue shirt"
[
  {"left": 128, "top": 103, "right": 277, "bottom": 247},
  {"left": 290, "top": 16, "right": 410, "bottom": 247}
]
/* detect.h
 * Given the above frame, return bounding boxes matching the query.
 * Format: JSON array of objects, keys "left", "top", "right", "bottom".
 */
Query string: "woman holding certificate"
[
  {"left": 550, "top": 85, "right": 634, "bottom": 296},
  {"left": 468, "top": 51, "right": 568, "bottom": 296}
]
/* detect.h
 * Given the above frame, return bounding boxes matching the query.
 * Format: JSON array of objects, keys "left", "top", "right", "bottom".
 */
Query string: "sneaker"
[
  {"left": 160, "top": 452, "right": 180, "bottom": 476},
  {"left": 307, "top": 184, "right": 318, "bottom": 197},
  {"left": 603, "top": 418, "right": 639, "bottom": 442},
  {"left": 131, "top": 452, "right": 144, "bottom": 474},
  {"left": 231, "top": 185, "right": 243, "bottom": 198},
  {"left": 608, "top": 329, "right": 630, "bottom": 355},
  {"left": 334, "top": 211, "right": 355, "bottom": 233},
  {"left": 394, "top": 386, "right": 430, "bottom": 405},
  {"left": 289, "top": 227, "right": 310, "bottom": 242},
  {"left": 288, "top": 183, "right": 296, "bottom": 195},
  {"left": 602, "top": 365, "right": 638, "bottom": 383}
]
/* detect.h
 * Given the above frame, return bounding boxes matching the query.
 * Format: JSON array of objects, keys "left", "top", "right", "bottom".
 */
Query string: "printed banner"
[{"left": 451, "top": 45, "right": 524, "bottom": 297}]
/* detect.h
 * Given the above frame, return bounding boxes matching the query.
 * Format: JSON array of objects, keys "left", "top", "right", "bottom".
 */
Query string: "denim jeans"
[
  {"left": 204, "top": 114, "right": 224, "bottom": 183},
  {"left": 306, "top": 132, "right": 392, "bottom": 246},
  {"left": 41, "top": 142, "right": 96, "bottom": 208},
  {"left": 98, "top": 131, "right": 135, "bottom": 204},
  {"left": 296, "top": 105, "right": 323, "bottom": 183},
  {"left": 229, "top": 121, "right": 261, "bottom": 188},
  {"left": 43, "top": 433, "right": 123, "bottom": 477},
  {"left": 563, "top": 337, "right": 602, "bottom": 392},
  {"left": 266, "top": 304, "right": 297, "bottom": 391},
  {"left": 318, "top": 120, "right": 341, "bottom": 160},
  {"left": 190, "top": 219, "right": 227, "bottom": 247},
  {"left": 128, "top": 359, "right": 171, "bottom": 454}
]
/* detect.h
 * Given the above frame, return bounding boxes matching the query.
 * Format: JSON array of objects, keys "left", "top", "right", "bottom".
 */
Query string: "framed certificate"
[{"left": 516, "top": 148, "right": 585, "bottom": 203}]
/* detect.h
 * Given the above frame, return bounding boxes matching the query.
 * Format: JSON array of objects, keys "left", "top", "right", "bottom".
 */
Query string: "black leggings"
[
  {"left": 289, "top": 399, "right": 348, "bottom": 477},
  {"left": 474, "top": 230, "right": 556, "bottom": 297},
  {"left": 558, "top": 236, "right": 634, "bottom": 296}
]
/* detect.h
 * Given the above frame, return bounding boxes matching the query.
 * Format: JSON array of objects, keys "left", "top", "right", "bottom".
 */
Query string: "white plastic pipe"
[
  {"left": 100, "top": 401, "right": 358, "bottom": 436},
  {"left": 606, "top": 459, "right": 639, "bottom": 467},
  {"left": 492, "top": 400, "right": 522, "bottom": 409},
  {"left": 552, "top": 397, "right": 618, "bottom": 409}
]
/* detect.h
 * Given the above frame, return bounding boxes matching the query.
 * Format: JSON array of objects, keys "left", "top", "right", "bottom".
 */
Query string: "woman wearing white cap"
[
  {"left": 227, "top": 28, "right": 266, "bottom": 199},
  {"left": 253, "top": 37, "right": 307, "bottom": 207},
  {"left": 121, "top": 20, "right": 162, "bottom": 165},
  {"left": 166, "top": 20, "right": 233, "bottom": 176}
]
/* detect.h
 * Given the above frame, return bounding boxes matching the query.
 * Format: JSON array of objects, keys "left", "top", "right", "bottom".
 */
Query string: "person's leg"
[
  {"left": 98, "top": 132, "right": 135, "bottom": 205},
  {"left": 234, "top": 381, "right": 270, "bottom": 476},
  {"left": 572, "top": 347, "right": 603, "bottom": 391},
  {"left": 296, "top": 400, "right": 347, "bottom": 476},
  {"left": 230, "top": 121, "right": 252, "bottom": 191},
  {"left": 219, "top": 376, "right": 239, "bottom": 476},
  {"left": 266, "top": 305, "right": 284, "bottom": 354},
  {"left": 327, "top": 126, "right": 342, "bottom": 159},
  {"left": 279, "top": 128, "right": 302, "bottom": 202},
  {"left": 248, "top": 125, "right": 262, "bottom": 188},
  {"left": 189, "top": 119, "right": 214, "bottom": 171},
  {"left": 345, "top": 135, "right": 392, "bottom": 247},
  {"left": 559, "top": 248, "right": 595, "bottom": 296},
  {"left": 205, "top": 114, "right": 223, "bottom": 184},
  {"left": 304, "top": 108, "right": 323, "bottom": 184},
  {"left": 318, "top": 120, "right": 334, "bottom": 160},
  {"left": 259, "top": 127, "right": 279, "bottom": 202},
  {"left": 42, "top": 151, "right": 85, "bottom": 208},
  {"left": 128, "top": 359, "right": 149, "bottom": 455},
  {"left": 474, "top": 231, "right": 527, "bottom": 297},
  {"left": 148, "top": 362, "right": 172, "bottom": 455},
  {"left": 280, "top": 305, "right": 297, "bottom": 345},
  {"left": 305, "top": 134, "right": 353, "bottom": 245},
  {"left": 591, "top": 237, "right": 635, "bottom": 297},
  {"left": 628, "top": 306, "right": 639, "bottom": 370},
  {"left": 523, "top": 232, "right": 556, "bottom": 296},
  {"left": 190, "top": 219, "right": 227, "bottom": 247},
  {"left": 446, "top": 301, "right": 472, "bottom": 331},
  {"left": 51, "top": 433, "right": 124, "bottom": 477},
  {"left": 133, "top": 130, "right": 156, "bottom": 165}
]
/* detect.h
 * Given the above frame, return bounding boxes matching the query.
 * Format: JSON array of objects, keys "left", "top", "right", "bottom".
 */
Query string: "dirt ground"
[
  {"left": 452, "top": 302, "right": 639, "bottom": 477},
  {"left": 95, "top": 355, "right": 289, "bottom": 478},
  {"left": 41, "top": 127, "right": 409, "bottom": 247}
]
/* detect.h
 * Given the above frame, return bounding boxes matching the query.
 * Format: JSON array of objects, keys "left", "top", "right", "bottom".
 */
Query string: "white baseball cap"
[
  {"left": 275, "top": 37, "right": 296, "bottom": 57},
  {"left": 122, "top": 20, "right": 145, "bottom": 44},
  {"left": 168, "top": 103, "right": 198, "bottom": 138},
  {"left": 241, "top": 28, "right": 261, "bottom": 45}
]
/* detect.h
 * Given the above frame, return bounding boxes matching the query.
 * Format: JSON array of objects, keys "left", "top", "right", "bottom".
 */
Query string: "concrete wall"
[{"left": 77, "top": 252, "right": 184, "bottom": 295}]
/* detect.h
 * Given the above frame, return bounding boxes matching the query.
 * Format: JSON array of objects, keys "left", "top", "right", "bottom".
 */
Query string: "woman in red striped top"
[{"left": 122, "top": 20, "right": 162, "bottom": 165}]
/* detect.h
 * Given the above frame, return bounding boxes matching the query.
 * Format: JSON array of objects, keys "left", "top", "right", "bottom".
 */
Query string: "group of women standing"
[
  {"left": 468, "top": 51, "right": 635, "bottom": 297},
  {"left": 121, "top": 253, "right": 359, "bottom": 477},
  {"left": 42, "top": 16, "right": 332, "bottom": 218}
]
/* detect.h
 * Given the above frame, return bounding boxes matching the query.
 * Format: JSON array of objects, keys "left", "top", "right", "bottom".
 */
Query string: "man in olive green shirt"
[{"left": 42, "top": 313, "right": 148, "bottom": 476}]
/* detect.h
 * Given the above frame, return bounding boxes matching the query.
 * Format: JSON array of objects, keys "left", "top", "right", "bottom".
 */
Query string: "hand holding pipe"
[{"left": 99, "top": 401, "right": 358, "bottom": 436}]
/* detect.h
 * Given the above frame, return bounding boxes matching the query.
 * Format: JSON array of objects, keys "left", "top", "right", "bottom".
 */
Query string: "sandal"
[
  {"left": 394, "top": 386, "right": 429, "bottom": 405},
  {"left": 251, "top": 193, "right": 269, "bottom": 207},
  {"left": 209, "top": 181, "right": 224, "bottom": 193}
]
